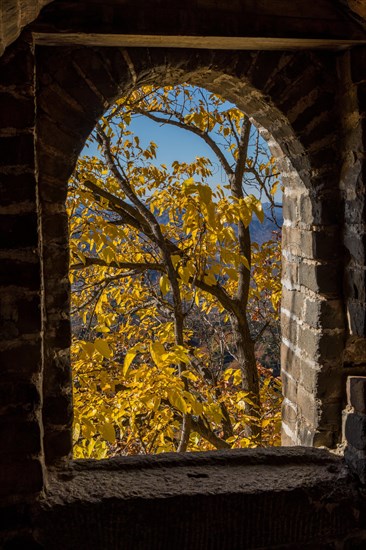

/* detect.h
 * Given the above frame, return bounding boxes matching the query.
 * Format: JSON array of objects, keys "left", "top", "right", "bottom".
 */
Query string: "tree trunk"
[{"left": 230, "top": 313, "right": 261, "bottom": 440}]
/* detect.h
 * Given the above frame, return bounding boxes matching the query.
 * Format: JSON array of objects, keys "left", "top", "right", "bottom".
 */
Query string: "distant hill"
[{"left": 250, "top": 203, "right": 283, "bottom": 245}]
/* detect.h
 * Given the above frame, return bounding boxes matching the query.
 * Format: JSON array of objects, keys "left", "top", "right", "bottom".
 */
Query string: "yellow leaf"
[
  {"left": 94, "top": 339, "right": 112, "bottom": 359},
  {"left": 159, "top": 275, "right": 170, "bottom": 296},
  {"left": 80, "top": 341, "right": 94, "bottom": 358},
  {"left": 123, "top": 349, "right": 137, "bottom": 375},
  {"left": 99, "top": 422, "right": 116, "bottom": 443},
  {"left": 168, "top": 390, "right": 187, "bottom": 414},
  {"left": 180, "top": 370, "right": 198, "bottom": 382},
  {"left": 150, "top": 342, "right": 166, "bottom": 367}
]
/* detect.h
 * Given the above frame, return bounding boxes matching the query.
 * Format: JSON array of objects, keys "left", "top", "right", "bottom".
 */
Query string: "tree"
[{"left": 68, "top": 85, "right": 282, "bottom": 458}]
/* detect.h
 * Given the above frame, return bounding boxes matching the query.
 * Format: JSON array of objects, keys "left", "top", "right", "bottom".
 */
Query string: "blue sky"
[{"left": 81, "top": 89, "right": 282, "bottom": 203}]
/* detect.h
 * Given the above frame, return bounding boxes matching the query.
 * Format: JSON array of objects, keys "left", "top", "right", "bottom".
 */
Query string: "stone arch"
[{"left": 35, "top": 44, "right": 345, "bottom": 465}]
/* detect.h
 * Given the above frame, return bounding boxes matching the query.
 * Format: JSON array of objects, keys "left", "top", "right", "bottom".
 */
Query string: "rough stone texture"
[
  {"left": 345, "top": 376, "right": 366, "bottom": 483},
  {"left": 348, "top": 376, "right": 366, "bottom": 413},
  {"left": 33, "top": 449, "right": 366, "bottom": 550},
  {"left": 0, "top": 1, "right": 366, "bottom": 548},
  {"left": 0, "top": 32, "right": 45, "bottom": 510},
  {"left": 0, "top": 0, "right": 52, "bottom": 57}
]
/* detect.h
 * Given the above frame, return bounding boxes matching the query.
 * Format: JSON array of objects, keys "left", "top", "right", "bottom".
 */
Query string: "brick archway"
[{"left": 35, "top": 45, "right": 345, "bottom": 465}]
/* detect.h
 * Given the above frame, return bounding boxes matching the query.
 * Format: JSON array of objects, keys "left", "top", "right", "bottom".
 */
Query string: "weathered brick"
[
  {"left": 37, "top": 114, "right": 84, "bottom": 156},
  {"left": 0, "top": 294, "right": 41, "bottom": 339},
  {"left": 0, "top": 459, "right": 43, "bottom": 497},
  {"left": 38, "top": 150, "right": 77, "bottom": 181},
  {"left": 69, "top": 49, "right": 121, "bottom": 102},
  {"left": 345, "top": 412, "right": 366, "bottom": 450},
  {"left": 0, "top": 341, "right": 41, "bottom": 378},
  {"left": 281, "top": 371, "right": 298, "bottom": 403},
  {"left": 42, "top": 211, "right": 69, "bottom": 242},
  {"left": 0, "top": 418, "right": 41, "bottom": 457},
  {"left": 281, "top": 312, "right": 298, "bottom": 343},
  {"left": 281, "top": 343, "right": 301, "bottom": 380},
  {"left": 281, "top": 399, "right": 297, "bottom": 428},
  {"left": 0, "top": 173, "right": 36, "bottom": 205},
  {"left": 298, "top": 262, "right": 342, "bottom": 295},
  {"left": 281, "top": 425, "right": 296, "bottom": 446},
  {"left": 300, "top": 363, "right": 343, "bottom": 400},
  {"left": 0, "top": 93, "right": 34, "bottom": 129},
  {"left": 0, "top": 382, "right": 40, "bottom": 414},
  {"left": 345, "top": 444, "right": 366, "bottom": 484},
  {"left": 351, "top": 46, "right": 366, "bottom": 84},
  {"left": 347, "top": 376, "right": 366, "bottom": 414},
  {"left": 281, "top": 288, "right": 305, "bottom": 316},
  {"left": 304, "top": 298, "right": 344, "bottom": 330},
  {"left": 0, "top": 213, "right": 38, "bottom": 249},
  {"left": 44, "top": 428, "right": 72, "bottom": 465},
  {"left": 283, "top": 226, "right": 341, "bottom": 262},
  {"left": 0, "top": 258, "right": 40, "bottom": 289},
  {"left": 43, "top": 394, "right": 73, "bottom": 426},
  {"left": 0, "top": 38, "right": 34, "bottom": 87},
  {"left": 297, "top": 385, "right": 319, "bottom": 426},
  {"left": 298, "top": 326, "right": 345, "bottom": 362}
]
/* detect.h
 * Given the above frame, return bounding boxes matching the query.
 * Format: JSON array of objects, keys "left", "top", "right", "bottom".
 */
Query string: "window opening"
[{"left": 67, "top": 84, "right": 283, "bottom": 459}]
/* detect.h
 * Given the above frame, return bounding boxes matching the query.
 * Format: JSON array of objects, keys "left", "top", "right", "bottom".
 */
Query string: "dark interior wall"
[
  {"left": 340, "top": 47, "right": 366, "bottom": 363},
  {"left": 0, "top": 34, "right": 45, "bottom": 510},
  {"left": 0, "top": 1, "right": 366, "bottom": 547}
]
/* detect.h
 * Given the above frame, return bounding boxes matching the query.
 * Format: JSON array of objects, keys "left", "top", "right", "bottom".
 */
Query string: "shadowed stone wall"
[{"left": 1, "top": 1, "right": 366, "bottom": 547}]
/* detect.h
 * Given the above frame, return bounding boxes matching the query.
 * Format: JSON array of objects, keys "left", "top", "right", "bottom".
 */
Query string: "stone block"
[
  {"left": 0, "top": 173, "right": 36, "bottom": 206},
  {"left": 0, "top": 418, "right": 41, "bottom": 458},
  {"left": 0, "top": 382, "right": 40, "bottom": 414},
  {"left": 44, "top": 428, "right": 73, "bottom": 465},
  {"left": 0, "top": 135, "right": 34, "bottom": 167},
  {"left": 0, "top": 213, "right": 38, "bottom": 249},
  {"left": 0, "top": 258, "right": 40, "bottom": 289},
  {"left": 43, "top": 394, "right": 73, "bottom": 426},
  {"left": 297, "top": 326, "right": 345, "bottom": 363},
  {"left": 297, "top": 385, "right": 319, "bottom": 426},
  {"left": 351, "top": 46, "right": 366, "bottom": 84},
  {"left": 281, "top": 343, "right": 301, "bottom": 380},
  {"left": 345, "top": 412, "right": 366, "bottom": 450},
  {"left": 344, "top": 444, "right": 366, "bottom": 484},
  {"left": 0, "top": 93, "right": 34, "bottom": 129},
  {"left": 347, "top": 376, "right": 366, "bottom": 413},
  {"left": 300, "top": 363, "right": 342, "bottom": 400},
  {"left": 304, "top": 298, "right": 344, "bottom": 330},
  {"left": 282, "top": 226, "right": 340, "bottom": 261},
  {"left": 298, "top": 262, "right": 342, "bottom": 296},
  {"left": 281, "top": 260, "right": 299, "bottom": 288},
  {"left": 281, "top": 287, "right": 305, "bottom": 317},
  {"left": 0, "top": 340, "right": 41, "bottom": 378},
  {"left": 281, "top": 398, "right": 297, "bottom": 428},
  {"left": 281, "top": 370, "right": 298, "bottom": 404},
  {"left": 0, "top": 458, "right": 43, "bottom": 498}
]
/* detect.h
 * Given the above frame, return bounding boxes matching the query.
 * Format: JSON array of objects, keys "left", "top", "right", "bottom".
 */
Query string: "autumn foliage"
[{"left": 68, "top": 85, "right": 282, "bottom": 458}]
